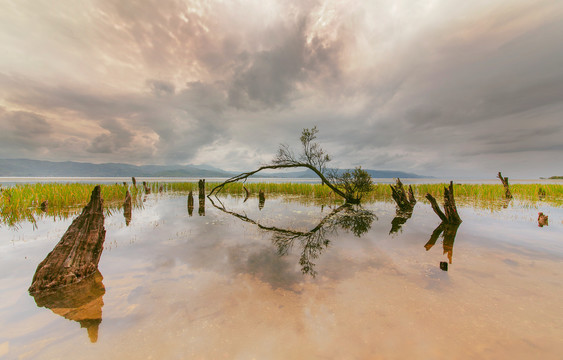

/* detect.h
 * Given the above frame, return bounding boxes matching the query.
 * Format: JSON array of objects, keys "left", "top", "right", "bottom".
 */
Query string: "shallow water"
[{"left": 1, "top": 193, "right": 562, "bottom": 359}]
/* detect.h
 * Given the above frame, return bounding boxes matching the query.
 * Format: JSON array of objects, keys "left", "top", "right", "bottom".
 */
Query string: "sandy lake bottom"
[{"left": 1, "top": 194, "right": 562, "bottom": 359}]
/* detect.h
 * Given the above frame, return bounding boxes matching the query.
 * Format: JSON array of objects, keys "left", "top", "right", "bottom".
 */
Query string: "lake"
[{"left": 1, "top": 185, "right": 562, "bottom": 359}]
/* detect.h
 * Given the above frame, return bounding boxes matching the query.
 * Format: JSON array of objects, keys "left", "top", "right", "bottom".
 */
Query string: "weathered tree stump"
[
  {"left": 187, "top": 191, "right": 194, "bottom": 216},
  {"left": 29, "top": 186, "right": 106, "bottom": 293},
  {"left": 425, "top": 181, "right": 462, "bottom": 224},
  {"left": 198, "top": 179, "right": 205, "bottom": 199},
  {"left": 497, "top": 171, "right": 512, "bottom": 199},
  {"left": 132, "top": 177, "right": 137, "bottom": 188},
  {"left": 259, "top": 189, "right": 265, "bottom": 210},
  {"left": 123, "top": 189, "right": 132, "bottom": 226},
  {"left": 390, "top": 178, "right": 416, "bottom": 212}
]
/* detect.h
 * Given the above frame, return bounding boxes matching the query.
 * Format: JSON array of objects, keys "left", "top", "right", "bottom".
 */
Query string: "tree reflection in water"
[{"left": 209, "top": 197, "right": 376, "bottom": 276}]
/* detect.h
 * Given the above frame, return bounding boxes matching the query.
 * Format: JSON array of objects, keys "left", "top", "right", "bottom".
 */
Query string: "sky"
[{"left": 0, "top": 0, "right": 562, "bottom": 178}]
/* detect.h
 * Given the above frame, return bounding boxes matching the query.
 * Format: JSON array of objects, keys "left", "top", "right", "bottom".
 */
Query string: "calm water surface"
[{"left": 0, "top": 193, "right": 562, "bottom": 359}]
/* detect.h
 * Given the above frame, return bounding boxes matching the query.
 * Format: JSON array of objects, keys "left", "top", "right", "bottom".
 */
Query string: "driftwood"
[
  {"left": 497, "top": 172, "right": 512, "bottom": 199},
  {"left": 123, "top": 189, "right": 132, "bottom": 226},
  {"left": 31, "top": 270, "right": 105, "bottom": 343},
  {"left": 390, "top": 178, "right": 416, "bottom": 212},
  {"left": 259, "top": 189, "right": 265, "bottom": 210},
  {"left": 425, "top": 181, "right": 462, "bottom": 224},
  {"left": 187, "top": 191, "right": 194, "bottom": 216},
  {"left": 29, "top": 186, "right": 106, "bottom": 293}
]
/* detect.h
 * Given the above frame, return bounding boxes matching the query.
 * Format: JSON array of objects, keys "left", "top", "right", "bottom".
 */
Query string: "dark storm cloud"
[{"left": 0, "top": 107, "right": 56, "bottom": 156}]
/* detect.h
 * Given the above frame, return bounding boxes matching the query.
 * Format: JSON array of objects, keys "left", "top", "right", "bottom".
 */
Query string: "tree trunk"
[
  {"left": 497, "top": 171, "right": 512, "bottom": 199},
  {"left": 29, "top": 185, "right": 106, "bottom": 293}
]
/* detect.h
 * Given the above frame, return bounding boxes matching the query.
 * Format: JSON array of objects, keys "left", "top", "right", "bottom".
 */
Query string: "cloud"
[{"left": 0, "top": 0, "right": 562, "bottom": 177}]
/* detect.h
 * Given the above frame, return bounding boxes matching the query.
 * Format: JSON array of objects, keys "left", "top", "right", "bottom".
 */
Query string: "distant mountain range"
[{"left": 0, "top": 159, "right": 430, "bottom": 179}]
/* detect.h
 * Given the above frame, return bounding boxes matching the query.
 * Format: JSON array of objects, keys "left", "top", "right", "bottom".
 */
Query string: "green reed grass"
[
  {"left": 0, "top": 183, "right": 142, "bottom": 227},
  {"left": 1, "top": 181, "right": 562, "bottom": 227}
]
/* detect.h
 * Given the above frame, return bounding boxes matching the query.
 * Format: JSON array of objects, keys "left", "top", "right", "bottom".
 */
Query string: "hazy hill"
[{"left": 0, "top": 159, "right": 430, "bottom": 179}]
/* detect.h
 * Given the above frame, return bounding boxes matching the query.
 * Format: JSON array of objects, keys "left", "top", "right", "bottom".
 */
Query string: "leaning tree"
[{"left": 209, "top": 126, "right": 373, "bottom": 204}]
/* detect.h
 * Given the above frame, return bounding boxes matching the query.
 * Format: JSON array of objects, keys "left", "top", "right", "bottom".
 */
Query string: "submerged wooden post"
[
  {"left": 497, "top": 171, "right": 512, "bottom": 199},
  {"left": 425, "top": 181, "right": 462, "bottom": 224},
  {"left": 123, "top": 189, "right": 132, "bottom": 226},
  {"left": 29, "top": 185, "right": 106, "bottom": 293},
  {"left": 198, "top": 179, "right": 205, "bottom": 199},
  {"left": 187, "top": 191, "right": 194, "bottom": 216},
  {"left": 390, "top": 178, "right": 416, "bottom": 212},
  {"left": 198, "top": 179, "right": 205, "bottom": 216}
]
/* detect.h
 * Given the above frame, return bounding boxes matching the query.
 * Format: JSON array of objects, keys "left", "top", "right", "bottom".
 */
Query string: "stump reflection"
[
  {"left": 30, "top": 270, "right": 105, "bottom": 343},
  {"left": 424, "top": 223, "right": 460, "bottom": 270}
]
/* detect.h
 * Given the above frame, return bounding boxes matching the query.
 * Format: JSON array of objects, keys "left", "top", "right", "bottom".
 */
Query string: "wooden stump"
[
  {"left": 198, "top": 179, "right": 205, "bottom": 199},
  {"left": 29, "top": 185, "right": 106, "bottom": 293},
  {"left": 390, "top": 178, "right": 416, "bottom": 212},
  {"left": 497, "top": 171, "right": 512, "bottom": 199},
  {"left": 123, "top": 189, "right": 132, "bottom": 226},
  {"left": 132, "top": 177, "right": 137, "bottom": 188},
  {"left": 425, "top": 181, "right": 462, "bottom": 224}
]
